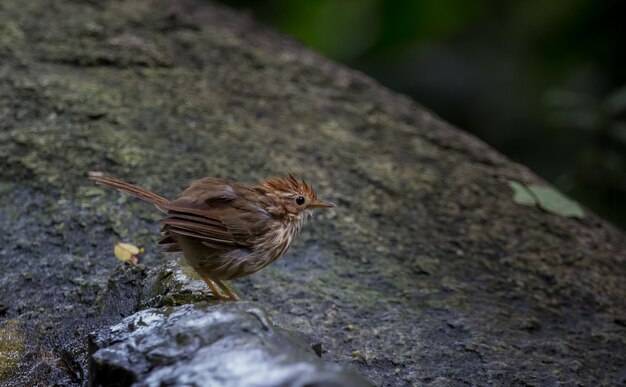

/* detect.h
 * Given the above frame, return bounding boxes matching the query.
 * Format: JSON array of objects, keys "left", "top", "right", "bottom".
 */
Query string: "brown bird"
[{"left": 88, "top": 172, "right": 335, "bottom": 300}]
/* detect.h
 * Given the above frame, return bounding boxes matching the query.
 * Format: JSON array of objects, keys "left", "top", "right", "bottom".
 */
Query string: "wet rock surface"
[
  {"left": 89, "top": 302, "right": 372, "bottom": 387},
  {"left": 139, "top": 259, "right": 217, "bottom": 309},
  {"left": 0, "top": 0, "right": 625, "bottom": 386}
]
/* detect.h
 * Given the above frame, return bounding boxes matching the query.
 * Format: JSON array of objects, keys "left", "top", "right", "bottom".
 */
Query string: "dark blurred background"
[{"left": 219, "top": 0, "right": 626, "bottom": 228}]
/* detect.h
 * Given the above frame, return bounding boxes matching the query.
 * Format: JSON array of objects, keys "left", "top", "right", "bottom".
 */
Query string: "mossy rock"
[{"left": 0, "top": 0, "right": 624, "bottom": 385}]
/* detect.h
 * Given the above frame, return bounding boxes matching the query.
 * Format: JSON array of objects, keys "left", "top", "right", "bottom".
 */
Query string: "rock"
[
  {"left": 89, "top": 302, "right": 372, "bottom": 387},
  {"left": 91, "top": 260, "right": 372, "bottom": 385},
  {"left": 97, "top": 264, "right": 147, "bottom": 321},
  {"left": 139, "top": 259, "right": 218, "bottom": 309},
  {"left": 0, "top": 0, "right": 624, "bottom": 385}
]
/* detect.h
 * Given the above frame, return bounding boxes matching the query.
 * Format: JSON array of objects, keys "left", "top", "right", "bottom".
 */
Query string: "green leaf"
[
  {"left": 527, "top": 185, "right": 585, "bottom": 219},
  {"left": 508, "top": 181, "right": 536, "bottom": 206},
  {"left": 507, "top": 180, "right": 585, "bottom": 219}
]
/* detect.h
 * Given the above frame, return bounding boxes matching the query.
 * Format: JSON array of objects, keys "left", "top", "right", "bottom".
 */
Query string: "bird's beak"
[{"left": 309, "top": 200, "right": 336, "bottom": 209}]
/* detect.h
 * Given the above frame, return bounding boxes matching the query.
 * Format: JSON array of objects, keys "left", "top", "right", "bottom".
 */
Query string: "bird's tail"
[{"left": 88, "top": 171, "right": 169, "bottom": 212}]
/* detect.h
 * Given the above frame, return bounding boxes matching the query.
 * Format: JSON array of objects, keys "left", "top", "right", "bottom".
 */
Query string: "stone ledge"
[{"left": 89, "top": 299, "right": 372, "bottom": 386}]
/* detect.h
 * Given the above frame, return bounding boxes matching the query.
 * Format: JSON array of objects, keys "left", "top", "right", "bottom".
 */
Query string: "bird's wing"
[{"left": 158, "top": 180, "right": 270, "bottom": 250}]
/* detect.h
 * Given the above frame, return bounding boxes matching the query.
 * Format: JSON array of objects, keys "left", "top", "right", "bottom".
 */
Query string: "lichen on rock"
[{"left": 0, "top": 320, "right": 25, "bottom": 383}]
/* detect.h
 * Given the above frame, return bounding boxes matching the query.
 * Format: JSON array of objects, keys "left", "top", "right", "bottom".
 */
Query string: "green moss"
[
  {"left": 0, "top": 320, "right": 25, "bottom": 381},
  {"left": 0, "top": 21, "right": 24, "bottom": 56}
]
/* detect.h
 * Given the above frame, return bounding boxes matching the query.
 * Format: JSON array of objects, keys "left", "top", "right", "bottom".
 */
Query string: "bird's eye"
[{"left": 295, "top": 196, "right": 305, "bottom": 205}]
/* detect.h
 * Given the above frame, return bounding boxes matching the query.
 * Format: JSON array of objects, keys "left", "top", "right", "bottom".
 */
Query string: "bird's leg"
[
  {"left": 198, "top": 274, "right": 222, "bottom": 299},
  {"left": 213, "top": 279, "right": 240, "bottom": 301}
]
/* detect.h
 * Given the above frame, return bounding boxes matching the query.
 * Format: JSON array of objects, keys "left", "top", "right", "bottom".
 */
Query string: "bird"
[{"left": 88, "top": 171, "right": 335, "bottom": 300}]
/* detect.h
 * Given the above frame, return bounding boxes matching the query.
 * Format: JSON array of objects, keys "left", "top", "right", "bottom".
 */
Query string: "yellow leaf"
[{"left": 114, "top": 242, "right": 143, "bottom": 264}]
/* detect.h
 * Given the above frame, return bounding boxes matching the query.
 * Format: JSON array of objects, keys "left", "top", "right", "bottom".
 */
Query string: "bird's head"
[{"left": 257, "top": 173, "right": 335, "bottom": 221}]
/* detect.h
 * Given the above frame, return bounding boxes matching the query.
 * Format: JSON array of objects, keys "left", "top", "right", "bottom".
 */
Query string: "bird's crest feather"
[{"left": 257, "top": 173, "right": 317, "bottom": 200}]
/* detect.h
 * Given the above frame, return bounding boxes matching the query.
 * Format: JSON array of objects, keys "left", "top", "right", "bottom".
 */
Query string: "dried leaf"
[
  {"left": 508, "top": 181, "right": 537, "bottom": 206},
  {"left": 114, "top": 242, "right": 144, "bottom": 264}
]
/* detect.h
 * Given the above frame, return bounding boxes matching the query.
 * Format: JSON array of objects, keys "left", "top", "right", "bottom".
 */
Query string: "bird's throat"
[{"left": 256, "top": 215, "right": 304, "bottom": 264}]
